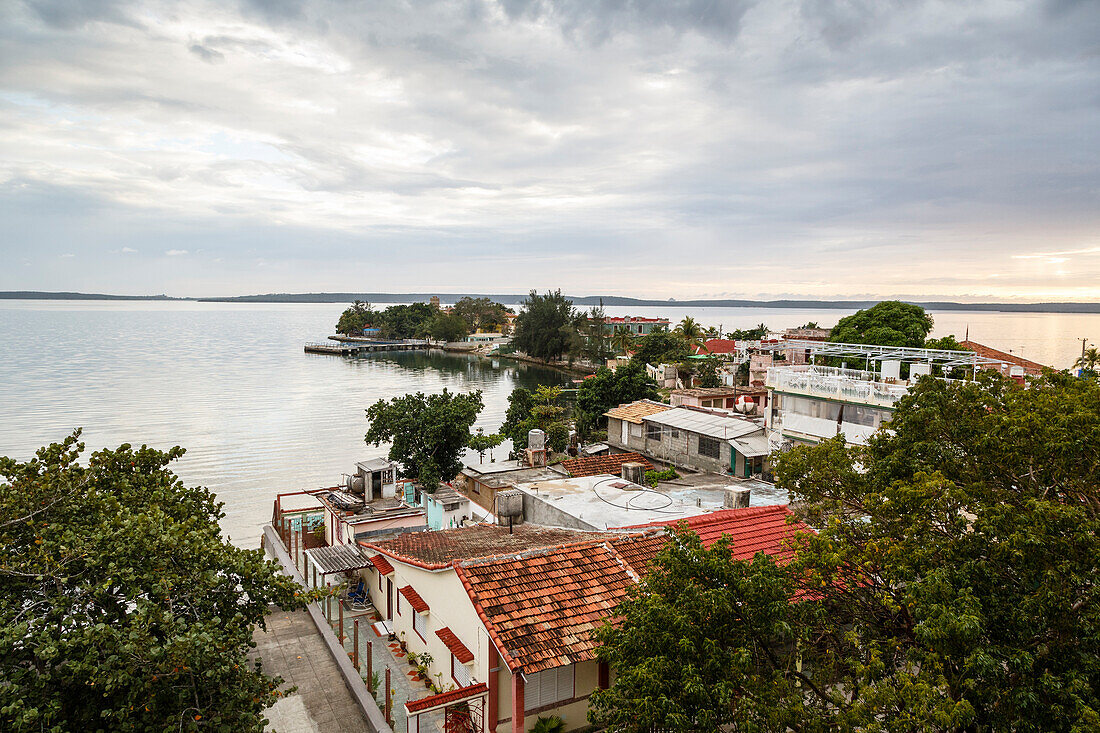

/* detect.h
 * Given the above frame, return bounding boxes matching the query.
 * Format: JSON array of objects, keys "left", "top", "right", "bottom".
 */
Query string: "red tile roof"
[
  {"left": 698, "top": 338, "right": 740, "bottom": 355},
  {"left": 404, "top": 683, "right": 488, "bottom": 714},
  {"left": 399, "top": 585, "right": 429, "bottom": 613},
  {"left": 455, "top": 541, "right": 637, "bottom": 674},
  {"left": 959, "top": 340, "right": 1047, "bottom": 375},
  {"left": 435, "top": 627, "right": 474, "bottom": 664},
  {"left": 362, "top": 524, "right": 610, "bottom": 569},
  {"left": 607, "top": 531, "right": 669, "bottom": 577},
  {"left": 368, "top": 554, "right": 394, "bottom": 575},
  {"left": 558, "top": 452, "right": 653, "bottom": 478},
  {"left": 617, "top": 505, "right": 812, "bottom": 563}
]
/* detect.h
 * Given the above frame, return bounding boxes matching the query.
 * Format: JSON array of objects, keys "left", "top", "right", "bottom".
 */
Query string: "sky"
[{"left": 1, "top": 0, "right": 1098, "bottom": 301}]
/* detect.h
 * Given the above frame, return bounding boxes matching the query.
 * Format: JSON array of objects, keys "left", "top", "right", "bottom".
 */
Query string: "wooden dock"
[{"left": 304, "top": 339, "right": 430, "bottom": 355}]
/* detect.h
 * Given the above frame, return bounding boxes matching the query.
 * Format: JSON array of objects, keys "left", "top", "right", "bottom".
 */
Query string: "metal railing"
[{"left": 766, "top": 365, "right": 910, "bottom": 407}]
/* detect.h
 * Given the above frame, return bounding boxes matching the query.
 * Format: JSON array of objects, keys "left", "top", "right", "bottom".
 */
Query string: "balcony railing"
[{"left": 765, "top": 365, "right": 910, "bottom": 407}]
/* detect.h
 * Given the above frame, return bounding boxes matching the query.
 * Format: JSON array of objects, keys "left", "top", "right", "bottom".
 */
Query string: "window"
[
  {"left": 697, "top": 436, "right": 721, "bottom": 459},
  {"left": 413, "top": 610, "right": 426, "bottom": 640},
  {"left": 646, "top": 423, "right": 662, "bottom": 441},
  {"left": 525, "top": 665, "right": 574, "bottom": 711},
  {"left": 378, "top": 569, "right": 383, "bottom": 591},
  {"left": 629, "top": 423, "right": 643, "bottom": 438},
  {"left": 396, "top": 587, "right": 401, "bottom": 615},
  {"left": 452, "top": 655, "right": 473, "bottom": 688}
]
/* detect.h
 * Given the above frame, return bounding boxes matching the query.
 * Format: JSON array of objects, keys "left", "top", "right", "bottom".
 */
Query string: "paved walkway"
[
  {"left": 326, "top": 599, "right": 445, "bottom": 733},
  {"left": 251, "top": 608, "right": 372, "bottom": 733}
]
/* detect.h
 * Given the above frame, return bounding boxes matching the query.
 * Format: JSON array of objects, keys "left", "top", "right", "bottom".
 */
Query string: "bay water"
[{"left": 1, "top": 299, "right": 1096, "bottom": 547}]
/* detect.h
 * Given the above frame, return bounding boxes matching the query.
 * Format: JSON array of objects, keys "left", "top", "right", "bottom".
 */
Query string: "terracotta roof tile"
[
  {"left": 455, "top": 540, "right": 640, "bottom": 674},
  {"left": 404, "top": 683, "right": 488, "bottom": 714},
  {"left": 960, "top": 340, "right": 1047, "bottom": 375},
  {"left": 603, "top": 400, "right": 673, "bottom": 424},
  {"left": 368, "top": 554, "right": 394, "bottom": 575},
  {"left": 363, "top": 524, "right": 610, "bottom": 569},
  {"left": 558, "top": 452, "right": 653, "bottom": 478},
  {"left": 435, "top": 627, "right": 474, "bottom": 663},
  {"left": 399, "top": 585, "right": 429, "bottom": 613},
  {"left": 617, "top": 505, "right": 812, "bottom": 563}
]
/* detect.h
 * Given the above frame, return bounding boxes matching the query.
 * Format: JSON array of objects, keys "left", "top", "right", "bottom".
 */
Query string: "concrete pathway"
[{"left": 251, "top": 609, "right": 372, "bottom": 733}]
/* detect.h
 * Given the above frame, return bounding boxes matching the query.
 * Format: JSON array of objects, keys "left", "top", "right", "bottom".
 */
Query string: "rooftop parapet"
[{"left": 765, "top": 365, "right": 911, "bottom": 408}]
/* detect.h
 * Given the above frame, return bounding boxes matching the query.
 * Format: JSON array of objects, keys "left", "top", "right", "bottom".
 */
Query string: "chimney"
[
  {"left": 724, "top": 487, "right": 750, "bottom": 510},
  {"left": 620, "top": 462, "right": 646, "bottom": 486}
]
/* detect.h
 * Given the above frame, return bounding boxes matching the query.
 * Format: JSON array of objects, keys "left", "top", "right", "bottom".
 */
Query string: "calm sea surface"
[{"left": 1, "top": 300, "right": 1096, "bottom": 547}]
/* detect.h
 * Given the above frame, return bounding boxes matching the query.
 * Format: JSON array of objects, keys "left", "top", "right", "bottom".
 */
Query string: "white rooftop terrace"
[{"left": 513, "top": 474, "right": 782, "bottom": 531}]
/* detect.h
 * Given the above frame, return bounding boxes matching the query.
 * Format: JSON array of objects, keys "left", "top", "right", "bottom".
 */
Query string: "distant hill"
[
  {"left": 5, "top": 291, "right": 1100, "bottom": 313},
  {"left": 0, "top": 291, "right": 183, "bottom": 301}
]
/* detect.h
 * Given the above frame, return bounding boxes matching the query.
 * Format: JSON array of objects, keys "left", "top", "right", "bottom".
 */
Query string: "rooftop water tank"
[{"left": 528, "top": 428, "right": 546, "bottom": 451}]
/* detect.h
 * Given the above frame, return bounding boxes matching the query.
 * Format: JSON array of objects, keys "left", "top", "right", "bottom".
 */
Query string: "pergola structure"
[
  {"left": 765, "top": 339, "right": 1006, "bottom": 370},
  {"left": 303, "top": 543, "right": 375, "bottom": 590}
]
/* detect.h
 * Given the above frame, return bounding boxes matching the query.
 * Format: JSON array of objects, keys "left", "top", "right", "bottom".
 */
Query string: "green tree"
[
  {"left": 0, "top": 433, "right": 305, "bottom": 732},
  {"left": 574, "top": 361, "right": 660, "bottom": 438},
  {"left": 452, "top": 297, "right": 511, "bottom": 333},
  {"left": 335, "top": 300, "right": 375, "bottom": 336},
  {"left": 695, "top": 356, "right": 722, "bottom": 388},
  {"left": 467, "top": 430, "right": 504, "bottom": 465},
  {"left": 593, "top": 371, "right": 1100, "bottom": 731},
  {"left": 673, "top": 316, "right": 705, "bottom": 351},
  {"left": 630, "top": 326, "right": 692, "bottom": 366},
  {"left": 609, "top": 326, "right": 634, "bottom": 356},
  {"left": 500, "top": 387, "right": 536, "bottom": 451},
  {"left": 589, "top": 528, "right": 805, "bottom": 732},
  {"left": 725, "top": 323, "right": 769, "bottom": 340},
  {"left": 365, "top": 389, "right": 484, "bottom": 490},
  {"left": 513, "top": 290, "right": 576, "bottom": 361},
  {"left": 829, "top": 300, "right": 934, "bottom": 347},
  {"left": 427, "top": 311, "right": 468, "bottom": 342},
  {"left": 376, "top": 302, "right": 437, "bottom": 339},
  {"left": 499, "top": 385, "right": 572, "bottom": 454},
  {"left": 1076, "top": 346, "right": 1100, "bottom": 378}
]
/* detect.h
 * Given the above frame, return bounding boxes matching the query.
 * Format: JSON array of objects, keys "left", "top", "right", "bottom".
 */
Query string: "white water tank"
[
  {"left": 528, "top": 428, "right": 546, "bottom": 451},
  {"left": 909, "top": 363, "right": 931, "bottom": 382}
]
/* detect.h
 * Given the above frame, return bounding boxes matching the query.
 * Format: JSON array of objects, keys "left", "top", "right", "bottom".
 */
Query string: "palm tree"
[
  {"left": 1076, "top": 346, "right": 1100, "bottom": 375},
  {"left": 674, "top": 316, "right": 704, "bottom": 351},
  {"left": 610, "top": 326, "right": 634, "bottom": 355}
]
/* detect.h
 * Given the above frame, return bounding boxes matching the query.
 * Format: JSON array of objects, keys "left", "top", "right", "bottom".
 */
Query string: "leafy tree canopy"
[
  {"left": 499, "top": 385, "right": 572, "bottom": 453},
  {"left": 590, "top": 530, "right": 802, "bottom": 732},
  {"left": 427, "top": 311, "right": 469, "bottom": 342},
  {"left": 365, "top": 389, "right": 484, "bottom": 489},
  {"left": 725, "top": 323, "right": 769, "bottom": 340},
  {"left": 575, "top": 361, "right": 660, "bottom": 438},
  {"left": 0, "top": 433, "right": 305, "bottom": 732},
  {"left": 829, "top": 300, "right": 934, "bottom": 347},
  {"left": 335, "top": 300, "right": 376, "bottom": 336},
  {"left": 593, "top": 370, "right": 1100, "bottom": 731},
  {"left": 513, "top": 290, "right": 576, "bottom": 361},
  {"left": 629, "top": 326, "right": 692, "bottom": 366},
  {"left": 376, "top": 302, "right": 437, "bottom": 340},
  {"left": 451, "top": 297, "right": 512, "bottom": 333},
  {"left": 694, "top": 356, "right": 722, "bottom": 388}
]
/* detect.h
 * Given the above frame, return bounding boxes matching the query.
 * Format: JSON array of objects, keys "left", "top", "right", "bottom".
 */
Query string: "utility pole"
[{"left": 1081, "top": 337, "right": 1090, "bottom": 362}]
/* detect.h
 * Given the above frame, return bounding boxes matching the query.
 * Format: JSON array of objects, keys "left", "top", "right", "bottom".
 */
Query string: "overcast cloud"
[{"left": 1, "top": 0, "right": 1098, "bottom": 300}]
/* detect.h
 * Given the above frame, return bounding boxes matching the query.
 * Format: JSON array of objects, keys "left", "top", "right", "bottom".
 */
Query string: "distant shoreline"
[{"left": 4, "top": 290, "right": 1100, "bottom": 314}]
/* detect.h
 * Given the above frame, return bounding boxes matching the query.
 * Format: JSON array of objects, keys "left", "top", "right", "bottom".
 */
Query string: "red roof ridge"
[
  {"left": 456, "top": 534, "right": 633, "bottom": 568},
  {"left": 360, "top": 541, "right": 454, "bottom": 570},
  {"left": 614, "top": 504, "right": 793, "bottom": 530}
]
